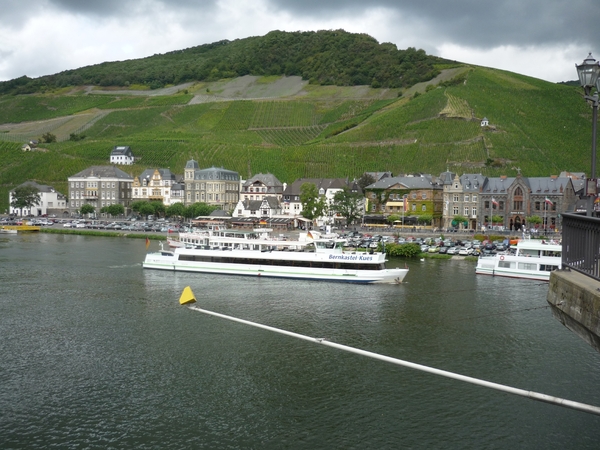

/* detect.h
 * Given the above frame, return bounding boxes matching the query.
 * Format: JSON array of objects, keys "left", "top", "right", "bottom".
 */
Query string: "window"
[
  {"left": 472, "top": 195, "right": 477, "bottom": 202},
  {"left": 518, "top": 262, "right": 538, "bottom": 271},
  {"left": 412, "top": 204, "right": 416, "bottom": 211},
  {"left": 464, "top": 195, "right": 470, "bottom": 202},
  {"left": 453, "top": 194, "right": 459, "bottom": 202},
  {"left": 513, "top": 200, "right": 523, "bottom": 211},
  {"left": 464, "top": 207, "right": 469, "bottom": 215},
  {"left": 421, "top": 193, "right": 427, "bottom": 199},
  {"left": 472, "top": 207, "right": 477, "bottom": 216},
  {"left": 421, "top": 204, "right": 426, "bottom": 211},
  {"left": 453, "top": 206, "right": 459, "bottom": 215},
  {"left": 412, "top": 193, "right": 417, "bottom": 199}
]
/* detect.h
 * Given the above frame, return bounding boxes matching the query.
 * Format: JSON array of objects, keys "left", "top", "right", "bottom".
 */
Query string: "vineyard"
[{"left": 0, "top": 68, "right": 593, "bottom": 213}]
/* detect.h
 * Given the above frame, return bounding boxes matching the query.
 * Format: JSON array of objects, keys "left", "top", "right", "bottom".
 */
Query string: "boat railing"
[{"left": 561, "top": 212, "right": 600, "bottom": 282}]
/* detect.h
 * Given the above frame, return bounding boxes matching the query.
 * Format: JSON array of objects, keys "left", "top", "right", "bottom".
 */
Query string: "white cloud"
[{"left": 437, "top": 43, "right": 584, "bottom": 83}]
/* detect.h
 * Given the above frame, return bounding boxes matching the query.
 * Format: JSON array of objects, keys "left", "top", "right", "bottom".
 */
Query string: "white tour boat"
[
  {"left": 475, "top": 237, "right": 561, "bottom": 281},
  {"left": 144, "top": 228, "right": 408, "bottom": 284}
]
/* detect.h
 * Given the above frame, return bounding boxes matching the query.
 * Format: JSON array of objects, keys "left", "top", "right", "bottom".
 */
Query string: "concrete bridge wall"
[{"left": 547, "top": 270, "right": 600, "bottom": 353}]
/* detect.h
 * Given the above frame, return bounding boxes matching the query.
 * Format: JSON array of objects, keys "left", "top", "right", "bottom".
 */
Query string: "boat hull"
[
  {"left": 475, "top": 255, "right": 560, "bottom": 282},
  {"left": 143, "top": 252, "right": 408, "bottom": 284}
]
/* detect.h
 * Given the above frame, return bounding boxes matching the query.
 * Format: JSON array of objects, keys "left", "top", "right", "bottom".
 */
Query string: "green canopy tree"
[
  {"left": 106, "top": 203, "right": 125, "bottom": 217},
  {"left": 452, "top": 214, "right": 468, "bottom": 228},
  {"left": 10, "top": 184, "right": 41, "bottom": 215},
  {"left": 330, "top": 187, "right": 363, "bottom": 226},
  {"left": 527, "top": 215, "right": 543, "bottom": 227},
  {"left": 300, "top": 183, "right": 326, "bottom": 221},
  {"left": 138, "top": 202, "right": 156, "bottom": 218},
  {"left": 80, "top": 203, "right": 95, "bottom": 217},
  {"left": 166, "top": 202, "right": 185, "bottom": 219}
]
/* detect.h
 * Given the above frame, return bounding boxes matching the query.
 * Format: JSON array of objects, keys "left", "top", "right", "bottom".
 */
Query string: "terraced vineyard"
[{"left": 0, "top": 69, "right": 592, "bottom": 213}]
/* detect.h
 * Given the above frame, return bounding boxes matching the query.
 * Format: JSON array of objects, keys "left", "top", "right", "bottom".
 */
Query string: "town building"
[
  {"left": 364, "top": 174, "right": 444, "bottom": 227},
  {"left": 479, "top": 174, "right": 577, "bottom": 232},
  {"left": 440, "top": 172, "right": 486, "bottom": 230},
  {"left": 232, "top": 197, "right": 283, "bottom": 219},
  {"left": 132, "top": 168, "right": 181, "bottom": 205},
  {"left": 183, "top": 160, "right": 240, "bottom": 211},
  {"left": 9, "top": 181, "right": 67, "bottom": 217},
  {"left": 110, "top": 146, "right": 135, "bottom": 165},
  {"left": 282, "top": 178, "right": 351, "bottom": 227},
  {"left": 68, "top": 166, "right": 134, "bottom": 215},
  {"left": 240, "top": 173, "right": 284, "bottom": 202}
]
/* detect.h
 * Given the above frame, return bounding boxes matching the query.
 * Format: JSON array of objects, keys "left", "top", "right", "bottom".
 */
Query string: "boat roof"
[{"left": 516, "top": 239, "right": 561, "bottom": 250}]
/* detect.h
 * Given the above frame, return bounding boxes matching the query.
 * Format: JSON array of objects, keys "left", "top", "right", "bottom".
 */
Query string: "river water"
[{"left": 1, "top": 233, "right": 599, "bottom": 449}]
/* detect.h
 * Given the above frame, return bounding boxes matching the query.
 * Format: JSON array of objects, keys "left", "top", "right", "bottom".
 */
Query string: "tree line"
[{"left": 0, "top": 30, "right": 445, "bottom": 95}]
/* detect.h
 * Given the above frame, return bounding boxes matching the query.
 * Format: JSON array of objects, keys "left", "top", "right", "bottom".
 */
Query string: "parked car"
[
  {"left": 447, "top": 247, "right": 460, "bottom": 255},
  {"left": 458, "top": 247, "right": 472, "bottom": 256},
  {"left": 438, "top": 246, "right": 449, "bottom": 254}
]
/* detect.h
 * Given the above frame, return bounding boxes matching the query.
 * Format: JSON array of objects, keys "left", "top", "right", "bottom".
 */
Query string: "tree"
[
  {"left": 80, "top": 203, "right": 95, "bottom": 216},
  {"left": 190, "top": 202, "right": 219, "bottom": 217},
  {"left": 357, "top": 173, "right": 376, "bottom": 190},
  {"left": 106, "top": 203, "right": 124, "bottom": 217},
  {"left": 300, "top": 183, "right": 326, "bottom": 221},
  {"left": 527, "top": 215, "right": 543, "bottom": 227},
  {"left": 40, "top": 132, "right": 56, "bottom": 143},
  {"left": 330, "top": 187, "right": 363, "bottom": 226},
  {"left": 139, "top": 202, "right": 156, "bottom": 218},
  {"left": 491, "top": 215, "right": 503, "bottom": 225},
  {"left": 10, "top": 185, "right": 41, "bottom": 215},
  {"left": 452, "top": 214, "right": 468, "bottom": 228},
  {"left": 166, "top": 202, "right": 185, "bottom": 219}
]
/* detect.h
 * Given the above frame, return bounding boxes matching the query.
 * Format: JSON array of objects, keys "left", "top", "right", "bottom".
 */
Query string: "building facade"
[
  {"left": 9, "top": 181, "right": 67, "bottom": 217},
  {"left": 132, "top": 168, "right": 180, "bottom": 205},
  {"left": 364, "top": 175, "right": 444, "bottom": 227},
  {"left": 240, "top": 173, "right": 284, "bottom": 202},
  {"left": 183, "top": 160, "right": 240, "bottom": 211},
  {"left": 68, "top": 166, "right": 134, "bottom": 215},
  {"left": 479, "top": 174, "right": 577, "bottom": 232},
  {"left": 110, "top": 146, "right": 135, "bottom": 165},
  {"left": 441, "top": 172, "right": 486, "bottom": 230}
]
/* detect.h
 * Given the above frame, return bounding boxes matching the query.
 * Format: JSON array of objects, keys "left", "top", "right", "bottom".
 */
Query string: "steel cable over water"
[{"left": 187, "top": 305, "right": 600, "bottom": 417}]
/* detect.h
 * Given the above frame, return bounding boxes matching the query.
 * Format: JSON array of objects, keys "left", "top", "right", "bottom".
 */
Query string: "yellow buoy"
[{"left": 179, "top": 286, "right": 197, "bottom": 305}]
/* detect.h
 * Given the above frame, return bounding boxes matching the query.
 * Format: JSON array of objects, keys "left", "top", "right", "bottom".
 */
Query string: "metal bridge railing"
[{"left": 562, "top": 212, "right": 600, "bottom": 282}]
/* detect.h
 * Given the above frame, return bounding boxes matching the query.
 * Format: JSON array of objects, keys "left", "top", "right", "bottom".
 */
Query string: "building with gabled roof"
[
  {"left": 364, "top": 174, "right": 444, "bottom": 227},
  {"left": 9, "top": 181, "right": 67, "bottom": 217},
  {"left": 110, "top": 146, "right": 135, "bottom": 165},
  {"left": 441, "top": 173, "right": 487, "bottom": 230},
  {"left": 241, "top": 173, "right": 284, "bottom": 202},
  {"left": 479, "top": 173, "right": 577, "bottom": 232},
  {"left": 232, "top": 196, "right": 283, "bottom": 219},
  {"left": 132, "top": 168, "right": 181, "bottom": 205},
  {"left": 282, "top": 177, "right": 351, "bottom": 227}
]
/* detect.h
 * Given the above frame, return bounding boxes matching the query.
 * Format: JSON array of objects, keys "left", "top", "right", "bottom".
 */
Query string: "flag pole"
[{"left": 182, "top": 295, "right": 600, "bottom": 416}]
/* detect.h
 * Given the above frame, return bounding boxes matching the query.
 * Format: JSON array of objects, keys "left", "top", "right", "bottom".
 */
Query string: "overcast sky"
[{"left": 1, "top": 0, "right": 599, "bottom": 84}]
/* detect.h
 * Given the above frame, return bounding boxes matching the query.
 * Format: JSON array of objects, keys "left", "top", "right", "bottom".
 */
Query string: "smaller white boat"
[
  {"left": 0, "top": 226, "right": 18, "bottom": 234},
  {"left": 475, "top": 237, "right": 561, "bottom": 281}
]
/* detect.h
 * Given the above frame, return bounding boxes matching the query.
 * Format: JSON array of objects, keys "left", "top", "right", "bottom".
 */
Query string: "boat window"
[
  {"left": 518, "top": 262, "right": 538, "bottom": 271},
  {"left": 498, "top": 261, "right": 514, "bottom": 268},
  {"left": 540, "top": 264, "right": 559, "bottom": 272}
]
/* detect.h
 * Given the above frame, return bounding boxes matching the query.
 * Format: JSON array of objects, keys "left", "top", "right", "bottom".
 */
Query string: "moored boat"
[
  {"left": 475, "top": 237, "right": 561, "bottom": 281},
  {"left": 144, "top": 228, "right": 408, "bottom": 284}
]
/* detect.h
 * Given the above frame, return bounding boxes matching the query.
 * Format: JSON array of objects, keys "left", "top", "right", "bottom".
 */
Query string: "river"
[{"left": 0, "top": 233, "right": 599, "bottom": 449}]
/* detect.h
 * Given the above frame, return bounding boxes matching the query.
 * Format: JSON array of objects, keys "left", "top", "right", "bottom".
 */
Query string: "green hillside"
[{"left": 0, "top": 66, "right": 593, "bottom": 214}]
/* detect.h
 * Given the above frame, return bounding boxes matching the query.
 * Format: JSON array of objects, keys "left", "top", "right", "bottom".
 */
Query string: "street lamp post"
[{"left": 576, "top": 53, "right": 600, "bottom": 216}]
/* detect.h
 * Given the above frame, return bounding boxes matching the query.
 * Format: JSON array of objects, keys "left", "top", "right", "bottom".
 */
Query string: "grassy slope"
[{"left": 0, "top": 68, "right": 592, "bottom": 213}]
